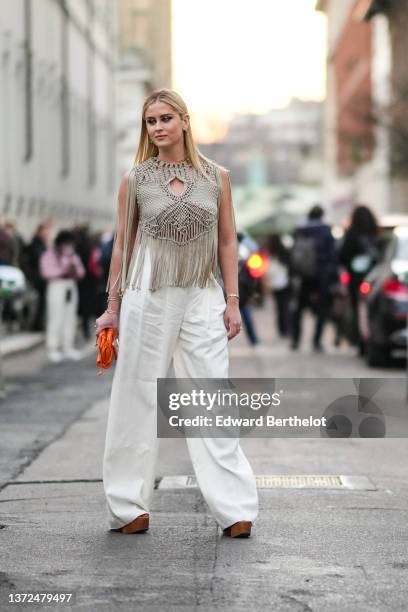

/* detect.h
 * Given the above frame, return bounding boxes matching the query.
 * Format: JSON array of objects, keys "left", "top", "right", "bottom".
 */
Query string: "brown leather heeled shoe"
[
  {"left": 223, "top": 521, "right": 252, "bottom": 538},
  {"left": 111, "top": 513, "right": 149, "bottom": 534}
]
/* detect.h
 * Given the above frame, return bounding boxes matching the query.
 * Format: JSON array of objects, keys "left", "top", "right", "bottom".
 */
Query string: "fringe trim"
[
  {"left": 105, "top": 162, "right": 224, "bottom": 296},
  {"left": 126, "top": 227, "right": 219, "bottom": 292},
  {"left": 105, "top": 166, "right": 139, "bottom": 298}
]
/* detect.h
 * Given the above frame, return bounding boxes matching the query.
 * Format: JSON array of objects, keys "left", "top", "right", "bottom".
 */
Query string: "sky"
[{"left": 172, "top": 0, "right": 327, "bottom": 142}]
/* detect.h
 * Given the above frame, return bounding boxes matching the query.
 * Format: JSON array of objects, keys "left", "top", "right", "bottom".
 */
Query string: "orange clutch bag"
[{"left": 96, "top": 327, "right": 118, "bottom": 376}]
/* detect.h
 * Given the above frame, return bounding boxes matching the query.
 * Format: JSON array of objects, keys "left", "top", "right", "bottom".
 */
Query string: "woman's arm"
[
  {"left": 217, "top": 168, "right": 241, "bottom": 341},
  {"left": 95, "top": 171, "right": 130, "bottom": 335},
  {"left": 218, "top": 169, "right": 238, "bottom": 296}
]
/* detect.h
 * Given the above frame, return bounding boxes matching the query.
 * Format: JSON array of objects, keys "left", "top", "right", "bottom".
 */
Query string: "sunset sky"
[{"left": 172, "top": 0, "right": 327, "bottom": 141}]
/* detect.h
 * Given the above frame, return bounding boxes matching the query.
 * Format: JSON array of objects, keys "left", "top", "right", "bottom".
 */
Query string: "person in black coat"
[
  {"left": 23, "top": 223, "right": 51, "bottom": 331},
  {"left": 290, "top": 205, "right": 338, "bottom": 351}
]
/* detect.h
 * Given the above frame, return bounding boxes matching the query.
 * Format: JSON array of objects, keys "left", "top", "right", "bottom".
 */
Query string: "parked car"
[
  {"left": 333, "top": 214, "right": 408, "bottom": 351},
  {"left": 0, "top": 265, "right": 39, "bottom": 333},
  {"left": 358, "top": 225, "right": 408, "bottom": 366}
]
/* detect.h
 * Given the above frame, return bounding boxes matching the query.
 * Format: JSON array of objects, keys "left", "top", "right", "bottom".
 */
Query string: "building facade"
[
  {"left": 317, "top": 0, "right": 392, "bottom": 223},
  {"left": 0, "top": 0, "right": 118, "bottom": 239},
  {"left": 116, "top": 0, "right": 172, "bottom": 176}
]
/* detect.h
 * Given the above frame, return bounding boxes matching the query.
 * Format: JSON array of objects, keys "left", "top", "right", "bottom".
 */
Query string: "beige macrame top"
[{"left": 106, "top": 156, "right": 229, "bottom": 295}]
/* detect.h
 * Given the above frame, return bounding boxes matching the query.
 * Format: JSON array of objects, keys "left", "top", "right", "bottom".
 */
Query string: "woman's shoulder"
[
  {"left": 199, "top": 157, "right": 230, "bottom": 191},
  {"left": 200, "top": 156, "right": 229, "bottom": 176},
  {"left": 118, "top": 159, "right": 152, "bottom": 178}
]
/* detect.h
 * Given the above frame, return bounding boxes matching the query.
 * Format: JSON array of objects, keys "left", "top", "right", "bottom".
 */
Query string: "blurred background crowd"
[
  {"left": 1, "top": 197, "right": 407, "bottom": 369},
  {"left": 1, "top": 0, "right": 408, "bottom": 369}
]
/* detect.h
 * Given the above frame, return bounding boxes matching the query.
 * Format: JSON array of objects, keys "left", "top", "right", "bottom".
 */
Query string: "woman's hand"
[
  {"left": 223, "top": 301, "right": 241, "bottom": 341},
  {"left": 95, "top": 311, "right": 119, "bottom": 339}
]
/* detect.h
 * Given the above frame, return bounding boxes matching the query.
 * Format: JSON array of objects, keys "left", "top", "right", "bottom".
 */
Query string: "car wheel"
[{"left": 366, "top": 341, "right": 389, "bottom": 368}]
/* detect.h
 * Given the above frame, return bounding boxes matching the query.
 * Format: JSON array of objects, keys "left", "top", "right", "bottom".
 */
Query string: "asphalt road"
[{"left": 1, "top": 299, "right": 407, "bottom": 611}]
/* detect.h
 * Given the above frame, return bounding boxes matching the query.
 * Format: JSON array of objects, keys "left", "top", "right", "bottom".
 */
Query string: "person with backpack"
[{"left": 289, "top": 205, "right": 338, "bottom": 351}]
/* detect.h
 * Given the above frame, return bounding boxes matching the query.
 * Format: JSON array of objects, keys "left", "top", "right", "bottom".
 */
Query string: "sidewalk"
[{"left": 0, "top": 331, "right": 44, "bottom": 358}]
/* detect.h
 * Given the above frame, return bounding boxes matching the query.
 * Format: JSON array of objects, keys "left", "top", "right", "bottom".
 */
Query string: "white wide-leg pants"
[
  {"left": 45, "top": 279, "right": 78, "bottom": 353},
  {"left": 102, "top": 253, "right": 259, "bottom": 531}
]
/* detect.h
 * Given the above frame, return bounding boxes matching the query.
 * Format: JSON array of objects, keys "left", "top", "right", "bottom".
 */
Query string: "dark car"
[{"left": 358, "top": 226, "right": 408, "bottom": 366}]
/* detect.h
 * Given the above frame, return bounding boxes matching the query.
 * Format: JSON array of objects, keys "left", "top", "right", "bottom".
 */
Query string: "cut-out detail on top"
[{"left": 167, "top": 176, "right": 187, "bottom": 198}]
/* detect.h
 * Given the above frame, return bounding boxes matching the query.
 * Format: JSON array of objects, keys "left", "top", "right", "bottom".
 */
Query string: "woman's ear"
[{"left": 182, "top": 114, "right": 190, "bottom": 131}]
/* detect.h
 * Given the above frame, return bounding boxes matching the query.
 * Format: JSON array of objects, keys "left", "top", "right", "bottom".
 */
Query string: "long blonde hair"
[{"left": 134, "top": 88, "right": 216, "bottom": 179}]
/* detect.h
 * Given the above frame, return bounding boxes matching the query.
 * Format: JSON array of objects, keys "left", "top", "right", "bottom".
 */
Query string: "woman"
[
  {"left": 95, "top": 89, "right": 258, "bottom": 538},
  {"left": 338, "top": 205, "right": 381, "bottom": 348},
  {"left": 40, "top": 230, "right": 85, "bottom": 362},
  {"left": 266, "top": 234, "right": 291, "bottom": 338}
]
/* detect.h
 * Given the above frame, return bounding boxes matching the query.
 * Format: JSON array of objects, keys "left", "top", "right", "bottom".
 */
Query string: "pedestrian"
[
  {"left": 338, "top": 205, "right": 381, "bottom": 350},
  {"left": 266, "top": 234, "right": 291, "bottom": 337},
  {"left": 74, "top": 225, "right": 99, "bottom": 340},
  {"left": 0, "top": 223, "right": 15, "bottom": 265},
  {"left": 95, "top": 88, "right": 258, "bottom": 538},
  {"left": 23, "top": 223, "right": 51, "bottom": 331},
  {"left": 238, "top": 256, "right": 260, "bottom": 346},
  {"left": 289, "top": 205, "right": 338, "bottom": 351},
  {"left": 40, "top": 230, "right": 85, "bottom": 363},
  {"left": 88, "top": 232, "right": 105, "bottom": 317}
]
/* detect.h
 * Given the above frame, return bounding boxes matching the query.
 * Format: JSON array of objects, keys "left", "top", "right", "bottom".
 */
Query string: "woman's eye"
[{"left": 146, "top": 117, "right": 171, "bottom": 124}]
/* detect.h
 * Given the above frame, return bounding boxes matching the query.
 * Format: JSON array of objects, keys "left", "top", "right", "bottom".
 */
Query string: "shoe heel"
[
  {"left": 114, "top": 513, "right": 149, "bottom": 534},
  {"left": 223, "top": 521, "right": 252, "bottom": 538}
]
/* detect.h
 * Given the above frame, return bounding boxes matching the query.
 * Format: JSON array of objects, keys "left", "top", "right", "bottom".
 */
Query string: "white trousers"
[
  {"left": 102, "top": 252, "right": 259, "bottom": 530},
  {"left": 45, "top": 279, "right": 78, "bottom": 353}
]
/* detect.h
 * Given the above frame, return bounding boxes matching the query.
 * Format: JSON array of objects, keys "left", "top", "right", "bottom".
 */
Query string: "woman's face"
[{"left": 145, "top": 101, "right": 189, "bottom": 150}]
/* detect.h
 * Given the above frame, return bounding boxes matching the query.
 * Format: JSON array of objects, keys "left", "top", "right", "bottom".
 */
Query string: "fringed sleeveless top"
[{"left": 113, "top": 156, "right": 224, "bottom": 294}]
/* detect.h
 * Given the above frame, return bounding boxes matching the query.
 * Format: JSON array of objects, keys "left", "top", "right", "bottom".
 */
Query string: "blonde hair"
[{"left": 134, "top": 88, "right": 216, "bottom": 179}]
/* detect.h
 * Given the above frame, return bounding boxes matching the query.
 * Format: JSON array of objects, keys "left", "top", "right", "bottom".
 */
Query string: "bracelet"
[{"left": 226, "top": 294, "right": 240, "bottom": 301}]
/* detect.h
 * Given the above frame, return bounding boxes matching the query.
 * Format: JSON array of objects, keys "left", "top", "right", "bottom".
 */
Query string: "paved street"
[{"left": 1, "top": 297, "right": 407, "bottom": 611}]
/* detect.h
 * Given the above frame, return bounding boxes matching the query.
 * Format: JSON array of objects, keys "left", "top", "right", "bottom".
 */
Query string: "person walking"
[
  {"left": 289, "top": 205, "right": 338, "bottom": 351},
  {"left": 40, "top": 230, "right": 85, "bottom": 363},
  {"left": 95, "top": 88, "right": 258, "bottom": 538},
  {"left": 23, "top": 223, "right": 51, "bottom": 331},
  {"left": 338, "top": 205, "right": 381, "bottom": 350},
  {"left": 238, "top": 258, "right": 260, "bottom": 346},
  {"left": 266, "top": 234, "right": 291, "bottom": 338}
]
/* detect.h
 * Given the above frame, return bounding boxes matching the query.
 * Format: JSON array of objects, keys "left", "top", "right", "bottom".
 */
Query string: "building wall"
[
  {"left": 318, "top": 0, "right": 392, "bottom": 223},
  {"left": 115, "top": 0, "right": 172, "bottom": 175},
  {"left": 0, "top": 0, "right": 117, "bottom": 239},
  {"left": 386, "top": 0, "right": 408, "bottom": 211},
  {"left": 333, "top": 8, "right": 373, "bottom": 174}
]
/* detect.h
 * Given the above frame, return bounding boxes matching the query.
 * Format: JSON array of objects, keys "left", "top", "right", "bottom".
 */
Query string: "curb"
[{"left": 0, "top": 332, "right": 45, "bottom": 358}]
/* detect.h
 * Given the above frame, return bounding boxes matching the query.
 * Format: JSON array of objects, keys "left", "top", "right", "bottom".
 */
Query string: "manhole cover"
[{"left": 157, "top": 475, "right": 376, "bottom": 490}]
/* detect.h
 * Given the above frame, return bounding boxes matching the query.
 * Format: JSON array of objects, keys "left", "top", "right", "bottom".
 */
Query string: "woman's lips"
[{"left": 156, "top": 135, "right": 167, "bottom": 139}]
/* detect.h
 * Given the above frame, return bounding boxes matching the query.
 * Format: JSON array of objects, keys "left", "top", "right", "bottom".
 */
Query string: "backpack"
[{"left": 291, "top": 234, "right": 318, "bottom": 279}]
